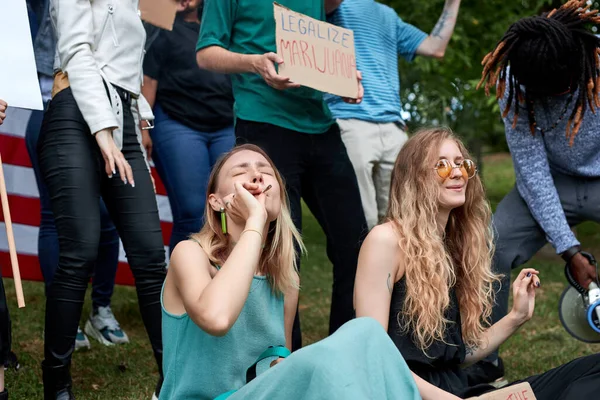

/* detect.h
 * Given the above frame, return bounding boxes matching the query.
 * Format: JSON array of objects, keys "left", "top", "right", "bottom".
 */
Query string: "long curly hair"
[
  {"left": 190, "top": 144, "right": 304, "bottom": 294},
  {"left": 386, "top": 127, "right": 501, "bottom": 352}
]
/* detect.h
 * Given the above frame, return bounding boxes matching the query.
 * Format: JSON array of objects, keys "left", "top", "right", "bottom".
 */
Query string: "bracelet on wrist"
[{"left": 242, "top": 229, "right": 263, "bottom": 242}]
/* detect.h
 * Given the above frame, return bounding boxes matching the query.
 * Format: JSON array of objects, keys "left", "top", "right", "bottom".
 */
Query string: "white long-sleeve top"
[{"left": 50, "top": 0, "right": 153, "bottom": 149}]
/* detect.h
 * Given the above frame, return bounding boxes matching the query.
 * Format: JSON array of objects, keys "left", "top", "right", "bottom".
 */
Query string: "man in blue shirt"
[{"left": 326, "top": 0, "right": 461, "bottom": 229}]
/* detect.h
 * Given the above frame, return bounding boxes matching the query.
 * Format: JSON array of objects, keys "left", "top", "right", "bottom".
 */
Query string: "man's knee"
[{"left": 492, "top": 213, "right": 528, "bottom": 273}]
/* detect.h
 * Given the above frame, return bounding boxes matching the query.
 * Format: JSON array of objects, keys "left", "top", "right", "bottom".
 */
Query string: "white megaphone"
[{"left": 558, "top": 252, "right": 600, "bottom": 343}]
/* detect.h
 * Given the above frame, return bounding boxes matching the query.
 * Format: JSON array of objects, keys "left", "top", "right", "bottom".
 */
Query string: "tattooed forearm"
[
  {"left": 466, "top": 346, "right": 477, "bottom": 356},
  {"left": 432, "top": 9, "right": 451, "bottom": 39},
  {"left": 387, "top": 273, "right": 393, "bottom": 294}
]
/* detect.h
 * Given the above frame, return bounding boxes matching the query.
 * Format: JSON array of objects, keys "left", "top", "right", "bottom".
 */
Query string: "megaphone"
[{"left": 558, "top": 252, "right": 600, "bottom": 343}]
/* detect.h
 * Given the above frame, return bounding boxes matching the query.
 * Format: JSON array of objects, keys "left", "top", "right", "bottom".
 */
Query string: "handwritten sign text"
[{"left": 274, "top": 3, "right": 358, "bottom": 98}]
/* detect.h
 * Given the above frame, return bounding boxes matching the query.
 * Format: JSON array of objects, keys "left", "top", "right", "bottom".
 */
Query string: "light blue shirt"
[{"left": 325, "top": 0, "right": 427, "bottom": 123}]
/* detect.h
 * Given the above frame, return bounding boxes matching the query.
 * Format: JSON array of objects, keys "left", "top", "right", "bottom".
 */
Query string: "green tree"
[{"left": 385, "top": 0, "right": 570, "bottom": 160}]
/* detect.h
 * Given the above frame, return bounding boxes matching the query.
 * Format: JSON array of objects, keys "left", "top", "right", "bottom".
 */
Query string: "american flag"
[{"left": 0, "top": 107, "right": 173, "bottom": 286}]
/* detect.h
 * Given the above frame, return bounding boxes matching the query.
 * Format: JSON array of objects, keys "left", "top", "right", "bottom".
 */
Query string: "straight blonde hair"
[{"left": 190, "top": 144, "right": 304, "bottom": 294}]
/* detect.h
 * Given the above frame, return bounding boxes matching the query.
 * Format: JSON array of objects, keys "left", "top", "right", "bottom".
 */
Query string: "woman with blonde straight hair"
[
  {"left": 355, "top": 128, "right": 600, "bottom": 399},
  {"left": 160, "top": 144, "right": 421, "bottom": 400}
]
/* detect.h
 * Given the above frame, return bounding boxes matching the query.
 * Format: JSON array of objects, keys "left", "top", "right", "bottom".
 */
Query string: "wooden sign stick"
[{"left": 0, "top": 152, "right": 25, "bottom": 308}]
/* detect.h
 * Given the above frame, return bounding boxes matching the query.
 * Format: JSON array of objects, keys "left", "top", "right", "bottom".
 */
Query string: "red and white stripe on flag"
[{"left": 0, "top": 107, "right": 173, "bottom": 286}]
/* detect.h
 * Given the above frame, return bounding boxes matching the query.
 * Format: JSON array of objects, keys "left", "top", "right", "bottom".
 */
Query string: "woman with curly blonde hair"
[{"left": 355, "top": 128, "right": 600, "bottom": 399}]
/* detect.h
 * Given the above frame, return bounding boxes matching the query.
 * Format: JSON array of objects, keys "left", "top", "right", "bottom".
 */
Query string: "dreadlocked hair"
[{"left": 477, "top": 0, "right": 600, "bottom": 146}]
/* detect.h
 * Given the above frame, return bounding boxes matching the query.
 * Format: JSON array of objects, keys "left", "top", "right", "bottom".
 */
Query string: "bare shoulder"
[
  {"left": 169, "top": 239, "right": 212, "bottom": 276},
  {"left": 360, "top": 223, "right": 401, "bottom": 264},
  {"left": 361, "top": 222, "right": 406, "bottom": 280},
  {"left": 365, "top": 222, "right": 401, "bottom": 249},
  {"left": 163, "top": 240, "right": 214, "bottom": 316}
]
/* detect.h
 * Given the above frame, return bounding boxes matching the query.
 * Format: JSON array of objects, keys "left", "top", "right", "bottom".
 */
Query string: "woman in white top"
[{"left": 39, "top": 2, "right": 165, "bottom": 399}]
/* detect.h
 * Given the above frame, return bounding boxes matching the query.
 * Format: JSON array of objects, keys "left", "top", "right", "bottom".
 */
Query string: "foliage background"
[{"left": 388, "top": 0, "right": 581, "bottom": 160}]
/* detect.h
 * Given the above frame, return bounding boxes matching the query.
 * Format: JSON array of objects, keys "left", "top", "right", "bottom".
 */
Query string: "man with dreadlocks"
[{"left": 472, "top": 0, "right": 600, "bottom": 387}]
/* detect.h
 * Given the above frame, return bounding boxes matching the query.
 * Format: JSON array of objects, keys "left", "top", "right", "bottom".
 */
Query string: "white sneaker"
[
  {"left": 84, "top": 306, "right": 130, "bottom": 346},
  {"left": 75, "top": 326, "right": 91, "bottom": 351},
  {"left": 151, "top": 393, "right": 158, "bottom": 400}
]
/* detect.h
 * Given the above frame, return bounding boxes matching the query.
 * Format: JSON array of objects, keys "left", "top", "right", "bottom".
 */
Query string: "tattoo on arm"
[
  {"left": 432, "top": 9, "right": 451, "bottom": 39},
  {"left": 466, "top": 346, "right": 477, "bottom": 356},
  {"left": 387, "top": 273, "right": 393, "bottom": 294}
]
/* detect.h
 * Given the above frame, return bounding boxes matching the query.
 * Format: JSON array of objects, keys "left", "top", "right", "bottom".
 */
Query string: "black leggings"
[
  {"left": 460, "top": 354, "right": 600, "bottom": 399},
  {"left": 515, "top": 353, "right": 600, "bottom": 400},
  {"left": 38, "top": 87, "right": 166, "bottom": 373}
]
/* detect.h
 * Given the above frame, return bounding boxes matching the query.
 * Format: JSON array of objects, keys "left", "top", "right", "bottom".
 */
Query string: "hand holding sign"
[
  {"left": 251, "top": 53, "right": 301, "bottom": 91},
  {"left": 274, "top": 3, "right": 359, "bottom": 99}
]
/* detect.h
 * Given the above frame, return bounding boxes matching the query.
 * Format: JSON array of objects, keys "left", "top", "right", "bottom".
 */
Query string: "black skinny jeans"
[{"left": 38, "top": 87, "right": 166, "bottom": 373}]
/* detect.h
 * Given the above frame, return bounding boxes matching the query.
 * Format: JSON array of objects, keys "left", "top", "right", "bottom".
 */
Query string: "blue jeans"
[
  {"left": 25, "top": 105, "right": 120, "bottom": 309},
  {"left": 151, "top": 104, "right": 235, "bottom": 253}
]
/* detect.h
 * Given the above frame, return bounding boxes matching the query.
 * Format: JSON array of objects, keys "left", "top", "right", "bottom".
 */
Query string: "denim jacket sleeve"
[{"left": 32, "top": 0, "right": 56, "bottom": 77}]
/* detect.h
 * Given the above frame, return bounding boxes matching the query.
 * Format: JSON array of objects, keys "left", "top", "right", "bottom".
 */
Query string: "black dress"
[{"left": 388, "top": 278, "right": 600, "bottom": 400}]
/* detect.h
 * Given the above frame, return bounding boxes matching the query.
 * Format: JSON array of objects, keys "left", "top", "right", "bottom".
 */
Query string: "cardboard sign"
[
  {"left": 139, "top": 0, "right": 179, "bottom": 31},
  {"left": 0, "top": 0, "right": 43, "bottom": 110},
  {"left": 468, "top": 383, "right": 537, "bottom": 400},
  {"left": 274, "top": 3, "right": 359, "bottom": 98}
]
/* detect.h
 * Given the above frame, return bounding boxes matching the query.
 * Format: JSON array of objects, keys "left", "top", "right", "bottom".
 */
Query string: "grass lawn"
[{"left": 3, "top": 153, "right": 599, "bottom": 399}]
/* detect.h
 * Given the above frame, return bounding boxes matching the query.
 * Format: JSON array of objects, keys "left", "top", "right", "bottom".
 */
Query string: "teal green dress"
[
  {"left": 229, "top": 317, "right": 422, "bottom": 400},
  {"left": 160, "top": 254, "right": 420, "bottom": 399},
  {"left": 160, "top": 270, "right": 286, "bottom": 399}
]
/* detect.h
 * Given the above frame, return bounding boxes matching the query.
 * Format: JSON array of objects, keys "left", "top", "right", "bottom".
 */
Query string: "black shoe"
[
  {"left": 3, "top": 352, "right": 20, "bottom": 371},
  {"left": 0, "top": 389, "right": 8, "bottom": 400},
  {"left": 464, "top": 358, "right": 508, "bottom": 388},
  {"left": 42, "top": 362, "right": 75, "bottom": 400},
  {"left": 152, "top": 375, "right": 163, "bottom": 399}
]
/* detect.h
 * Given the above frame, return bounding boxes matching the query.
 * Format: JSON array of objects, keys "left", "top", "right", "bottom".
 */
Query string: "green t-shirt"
[{"left": 197, "top": 0, "right": 334, "bottom": 134}]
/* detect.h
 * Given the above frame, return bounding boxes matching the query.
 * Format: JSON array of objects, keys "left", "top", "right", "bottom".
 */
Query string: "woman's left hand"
[
  {"left": 510, "top": 268, "right": 541, "bottom": 325},
  {"left": 95, "top": 128, "right": 134, "bottom": 186}
]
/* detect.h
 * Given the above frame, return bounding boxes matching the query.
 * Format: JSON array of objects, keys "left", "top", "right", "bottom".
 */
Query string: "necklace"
[{"left": 528, "top": 92, "right": 574, "bottom": 135}]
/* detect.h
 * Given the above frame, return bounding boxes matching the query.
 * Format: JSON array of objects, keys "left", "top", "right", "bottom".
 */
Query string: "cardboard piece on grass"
[
  {"left": 467, "top": 382, "right": 537, "bottom": 400},
  {"left": 139, "top": 0, "right": 179, "bottom": 31},
  {"left": 274, "top": 2, "right": 359, "bottom": 99}
]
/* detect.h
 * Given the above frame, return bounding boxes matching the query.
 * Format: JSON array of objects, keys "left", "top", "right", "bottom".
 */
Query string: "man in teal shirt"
[{"left": 197, "top": 0, "right": 367, "bottom": 350}]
